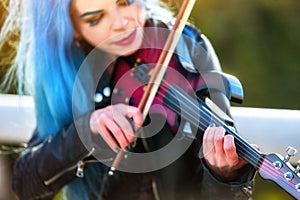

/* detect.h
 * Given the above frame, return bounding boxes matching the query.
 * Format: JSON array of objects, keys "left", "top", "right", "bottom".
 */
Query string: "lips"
[{"left": 113, "top": 29, "right": 137, "bottom": 46}]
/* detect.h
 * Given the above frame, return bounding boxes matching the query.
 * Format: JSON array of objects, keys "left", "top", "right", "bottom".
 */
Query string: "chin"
[
  {"left": 113, "top": 41, "right": 143, "bottom": 56},
  {"left": 120, "top": 48, "right": 140, "bottom": 56}
]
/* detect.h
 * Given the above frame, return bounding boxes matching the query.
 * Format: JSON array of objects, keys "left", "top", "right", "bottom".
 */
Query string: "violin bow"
[{"left": 108, "top": 0, "right": 196, "bottom": 175}]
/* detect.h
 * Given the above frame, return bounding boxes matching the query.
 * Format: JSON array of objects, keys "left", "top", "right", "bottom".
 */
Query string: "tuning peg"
[
  {"left": 283, "top": 146, "right": 297, "bottom": 163},
  {"left": 284, "top": 172, "right": 293, "bottom": 181},
  {"left": 294, "top": 160, "right": 300, "bottom": 174}
]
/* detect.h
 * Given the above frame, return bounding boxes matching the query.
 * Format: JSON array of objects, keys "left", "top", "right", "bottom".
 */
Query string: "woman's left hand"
[{"left": 202, "top": 126, "right": 247, "bottom": 182}]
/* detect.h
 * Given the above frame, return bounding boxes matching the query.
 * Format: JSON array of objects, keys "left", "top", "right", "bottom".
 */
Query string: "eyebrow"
[{"left": 79, "top": 9, "right": 104, "bottom": 18}]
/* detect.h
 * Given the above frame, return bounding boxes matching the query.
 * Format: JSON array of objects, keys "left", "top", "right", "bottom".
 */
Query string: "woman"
[{"left": 1, "top": 0, "right": 255, "bottom": 199}]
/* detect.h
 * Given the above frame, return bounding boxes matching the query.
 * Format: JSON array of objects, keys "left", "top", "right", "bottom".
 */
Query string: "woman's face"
[{"left": 71, "top": 0, "right": 146, "bottom": 56}]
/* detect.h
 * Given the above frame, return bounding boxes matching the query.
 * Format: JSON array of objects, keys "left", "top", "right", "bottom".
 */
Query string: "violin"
[{"left": 107, "top": 0, "right": 300, "bottom": 198}]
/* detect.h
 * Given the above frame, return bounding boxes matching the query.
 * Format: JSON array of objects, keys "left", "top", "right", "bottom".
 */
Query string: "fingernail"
[
  {"left": 209, "top": 122, "right": 215, "bottom": 127},
  {"left": 115, "top": 147, "right": 120, "bottom": 153},
  {"left": 130, "top": 142, "right": 136, "bottom": 148},
  {"left": 125, "top": 146, "right": 131, "bottom": 152}
]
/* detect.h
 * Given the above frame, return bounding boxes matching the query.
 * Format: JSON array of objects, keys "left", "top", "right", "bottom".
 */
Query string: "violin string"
[
  {"left": 155, "top": 80, "right": 266, "bottom": 163},
  {"left": 141, "top": 80, "right": 299, "bottom": 191},
  {"left": 155, "top": 81, "right": 299, "bottom": 192},
  {"left": 155, "top": 80, "right": 262, "bottom": 165},
  {"left": 159, "top": 80, "right": 300, "bottom": 191}
]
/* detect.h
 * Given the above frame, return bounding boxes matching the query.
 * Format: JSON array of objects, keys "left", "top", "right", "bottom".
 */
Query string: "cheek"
[
  {"left": 134, "top": 2, "right": 146, "bottom": 27},
  {"left": 81, "top": 28, "right": 109, "bottom": 47},
  {"left": 137, "top": 12, "right": 146, "bottom": 27}
]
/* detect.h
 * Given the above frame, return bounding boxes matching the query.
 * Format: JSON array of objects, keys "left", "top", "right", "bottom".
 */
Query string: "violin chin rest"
[{"left": 196, "top": 71, "right": 244, "bottom": 104}]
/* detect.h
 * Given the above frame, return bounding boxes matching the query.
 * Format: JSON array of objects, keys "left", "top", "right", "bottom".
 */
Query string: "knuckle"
[
  {"left": 203, "top": 131, "right": 211, "bottom": 141},
  {"left": 218, "top": 126, "right": 226, "bottom": 132},
  {"left": 216, "top": 136, "right": 223, "bottom": 144},
  {"left": 114, "top": 128, "right": 123, "bottom": 138},
  {"left": 202, "top": 136, "right": 209, "bottom": 143},
  {"left": 224, "top": 144, "right": 235, "bottom": 152},
  {"left": 228, "top": 160, "right": 239, "bottom": 168},
  {"left": 132, "top": 107, "right": 140, "bottom": 114},
  {"left": 104, "top": 105, "right": 112, "bottom": 111},
  {"left": 124, "top": 130, "right": 135, "bottom": 139}
]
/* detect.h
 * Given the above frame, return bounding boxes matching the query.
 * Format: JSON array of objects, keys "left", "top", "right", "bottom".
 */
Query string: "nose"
[{"left": 110, "top": 8, "right": 129, "bottom": 31}]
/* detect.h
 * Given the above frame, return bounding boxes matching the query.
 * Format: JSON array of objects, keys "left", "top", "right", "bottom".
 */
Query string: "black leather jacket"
[{"left": 12, "top": 20, "right": 256, "bottom": 200}]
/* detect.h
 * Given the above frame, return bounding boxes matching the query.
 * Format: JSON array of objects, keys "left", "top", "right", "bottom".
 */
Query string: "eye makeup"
[
  {"left": 79, "top": 0, "right": 135, "bottom": 27},
  {"left": 116, "top": 0, "right": 135, "bottom": 6}
]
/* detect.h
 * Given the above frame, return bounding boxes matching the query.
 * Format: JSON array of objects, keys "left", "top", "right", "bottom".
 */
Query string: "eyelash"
[
  {"left": 89, "top": 19, "right": 100, "bottom": 27},
  {"left": 118, "top": 0, "right": 135, "bottom": 6},
  {"left": 88, "top": 0, "right": 135, "bottom": 26}
]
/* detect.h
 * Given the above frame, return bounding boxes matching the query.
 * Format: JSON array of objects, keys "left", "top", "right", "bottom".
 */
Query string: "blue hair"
[
  {"left": 13, "top": 0, "right": 173, "bottom": 198},
  {"left": 18, "top": 1, "right": 97, "bottom": 198},
  {"left": 20, "top": 0, "right": 88, "bottom": 139}
]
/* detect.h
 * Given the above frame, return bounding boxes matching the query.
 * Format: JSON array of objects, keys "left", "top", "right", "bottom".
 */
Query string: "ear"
[{"left": 74, "top": 30, "right": 81, "bottom": 40}]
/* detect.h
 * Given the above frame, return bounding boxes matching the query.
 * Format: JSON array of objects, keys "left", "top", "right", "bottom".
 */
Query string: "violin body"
[{"left": 111, "top": 47, "right": 205, "bottom": 133}]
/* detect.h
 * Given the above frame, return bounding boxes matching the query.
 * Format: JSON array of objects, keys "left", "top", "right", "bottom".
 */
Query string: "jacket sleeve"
[
  {"left": 11, "top": 112, "right": 107, "bottom": 200},
  {"left": 181, "top": 24, "right": 257, "bottom": 199},
  {"left": 199, "top": 157, "right": 256, "bottom": 200}
]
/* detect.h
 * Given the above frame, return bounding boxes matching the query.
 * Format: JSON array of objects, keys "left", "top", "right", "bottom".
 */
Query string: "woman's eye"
[
  {"left": 89, "top": 19, "right": 100, "bottom": 27},
  {"left": 126, "top": 0, "right": 135, "bottom": 5},
  {"left": 117, "top": 0, "right": 135, "bottom": 6}
]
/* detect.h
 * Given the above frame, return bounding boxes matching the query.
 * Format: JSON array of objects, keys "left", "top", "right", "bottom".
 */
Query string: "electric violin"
[{"left": 108, "top": 0, "right": 300, "bottom": 199}]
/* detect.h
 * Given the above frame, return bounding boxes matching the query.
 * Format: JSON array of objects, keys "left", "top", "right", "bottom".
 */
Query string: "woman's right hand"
[{"left": 89, "top": 104, "right": 143, "bottom": 152}]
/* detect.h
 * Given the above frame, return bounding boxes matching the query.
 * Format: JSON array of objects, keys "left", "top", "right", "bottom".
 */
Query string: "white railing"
[
  {"left": 232, "top": 107, "right": 300, "bottom": 163},
  {"left": 0, "top": 94, "right": 35, "bottom": 144},
  {"left": 1, "top": 93, "right": 300, "bottom": 162},
  {"left": 1, "top": 94, "right": 300, "bottom": 199}
]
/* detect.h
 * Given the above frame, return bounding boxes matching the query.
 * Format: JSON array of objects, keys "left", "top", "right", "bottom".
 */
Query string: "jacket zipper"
[
  {"left": 76, "top": 160, "right": 85, "bottom": 178},
  {"left": 44, "top": 148, "right": 95, "bottom": 186}
]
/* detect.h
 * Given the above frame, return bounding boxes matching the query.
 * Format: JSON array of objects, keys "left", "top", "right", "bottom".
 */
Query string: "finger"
[
  {"left": 213, "top": 127, "right": 226, "bottom": 159},
  {"left": 103, "top": 117, "right": 130, "bottom": 151},
  {"left": 251, "top": 144, "right": 260, "bottom": 151},
  {"left": 96, "top": 121, "right": 120, "bottom": 153},
  {"left": 223, "top": 135, "right": 239, "bottom": 163},
  {"left": 126, "top": 106, "right": 143, "bottom": 128},
  {"left": 113, "top": 114, "right": 136, "bottom": 142},
  {"left": 203, "top": 126, "right": 216, "bottom": 158}
]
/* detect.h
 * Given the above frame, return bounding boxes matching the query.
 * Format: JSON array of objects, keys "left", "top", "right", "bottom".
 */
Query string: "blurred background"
[
  {"left": 191, "top": 0, "right": 300, "bottom": 111},
  {"left": 1, "top": 0, "right": 300, "bottom": 199}
]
